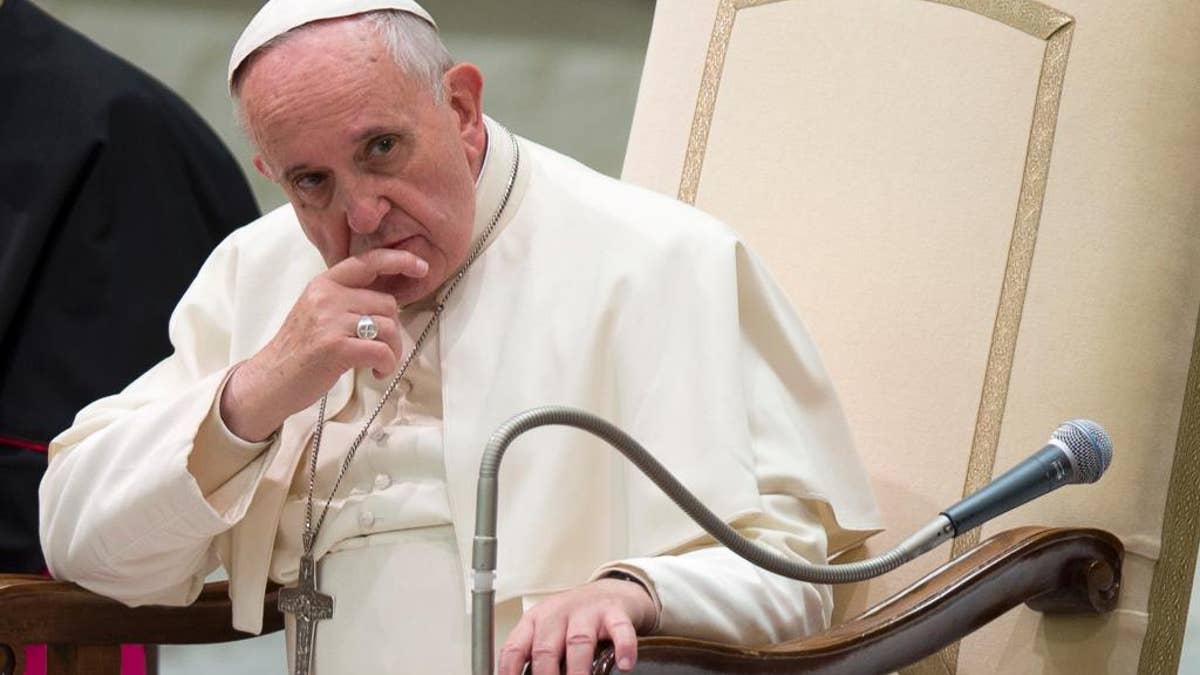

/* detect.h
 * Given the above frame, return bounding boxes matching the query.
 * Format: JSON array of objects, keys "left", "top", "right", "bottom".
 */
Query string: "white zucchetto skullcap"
[{"left": 228, "top": 0, "right": 437, "bottom": 90}]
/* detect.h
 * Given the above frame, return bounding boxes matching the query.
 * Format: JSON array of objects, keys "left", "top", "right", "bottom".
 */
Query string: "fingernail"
[
  {"left": 416, "top": 259, "right": 429, "bottom": 275},
  {"left": 618, "top": 657, "right": 632, "bottom": 671}
]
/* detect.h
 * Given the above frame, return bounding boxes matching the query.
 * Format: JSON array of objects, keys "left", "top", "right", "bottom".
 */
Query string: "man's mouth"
[{"left": 387, "top": 235, "right": 420, "bottom": 250}]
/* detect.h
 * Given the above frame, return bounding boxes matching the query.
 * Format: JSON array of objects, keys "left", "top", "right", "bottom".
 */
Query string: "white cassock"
[{"left": 39, "top": 117, "right": 882, "bottom": 672}]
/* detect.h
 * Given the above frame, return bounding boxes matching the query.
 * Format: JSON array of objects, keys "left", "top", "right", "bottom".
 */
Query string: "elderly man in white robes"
[{"left": 38, "top": 1, "right": 881, "bottom": 673}]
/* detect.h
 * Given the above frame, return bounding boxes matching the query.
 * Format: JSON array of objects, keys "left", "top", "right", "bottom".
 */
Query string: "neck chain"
[
  {"left": 280, "top": 129, "right": 520, "bottom": 675},
  {"left": 303, "top": 128, "right": 520, "bottom": 553}
]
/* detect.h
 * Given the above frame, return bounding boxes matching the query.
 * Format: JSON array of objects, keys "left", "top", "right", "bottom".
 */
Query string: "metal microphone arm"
[{"left": 470, "top": 406, "right": 955, "bottom": 675}]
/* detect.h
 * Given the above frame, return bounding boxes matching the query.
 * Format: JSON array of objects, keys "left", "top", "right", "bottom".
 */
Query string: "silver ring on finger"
[{"left": 356, "top": 314, "right": 380, "bottom": 341}]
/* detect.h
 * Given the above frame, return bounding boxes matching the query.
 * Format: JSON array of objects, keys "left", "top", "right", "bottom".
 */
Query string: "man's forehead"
[
  {"left": 228, "top": 0, "right": 436, "bottom": 92},
  {"left": 245, "top": 69, "right": 416, "bottom": 148},
  {"left": 242, "top": 43, "right": 425, "bottom": 172}
]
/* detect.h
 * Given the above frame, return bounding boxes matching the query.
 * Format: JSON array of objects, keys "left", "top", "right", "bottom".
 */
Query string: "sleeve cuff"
[
  {"left": 188, "top": 365, "right": 274, "bottom": 495},
  {"left": 589, "top": 560, "right": 663, "bottom": 634},
  {"left": 211, "top": 364, "right": 277, "bottom": 449}
]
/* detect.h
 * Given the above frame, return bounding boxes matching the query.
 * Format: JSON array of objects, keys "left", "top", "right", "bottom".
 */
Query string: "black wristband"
[{"left": 602, "top": 570, "right": 649, "bottom": 595}]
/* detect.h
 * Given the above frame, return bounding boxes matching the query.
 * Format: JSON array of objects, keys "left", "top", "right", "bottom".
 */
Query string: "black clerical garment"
[{"left": 0, "top": 0, "right": 260, "bottom": 573}]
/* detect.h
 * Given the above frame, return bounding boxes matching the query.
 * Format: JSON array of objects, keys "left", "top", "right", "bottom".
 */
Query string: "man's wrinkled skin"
[{"left": 225, "top": 19, "right": 658, "bottom": 674}]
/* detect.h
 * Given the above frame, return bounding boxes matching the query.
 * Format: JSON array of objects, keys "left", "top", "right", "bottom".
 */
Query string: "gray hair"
[{"left": 231, "top": 10, "right": 455, "bottom": 132}]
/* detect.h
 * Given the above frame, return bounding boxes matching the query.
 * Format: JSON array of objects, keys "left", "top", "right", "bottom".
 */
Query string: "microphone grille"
[{"left": 1051, "top": 419, "right": 1113, "bottom": 483}]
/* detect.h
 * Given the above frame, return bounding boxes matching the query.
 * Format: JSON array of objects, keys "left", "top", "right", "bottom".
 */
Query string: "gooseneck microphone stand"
[
  {"left": 469, "top": 406, "right": 957, "bottom": 675},
  {"left": 472, "top": 407, "right": 1112, "bottom": 673}
]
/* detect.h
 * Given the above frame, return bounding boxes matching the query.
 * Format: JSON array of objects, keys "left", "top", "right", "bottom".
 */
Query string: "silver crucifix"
[{"left": 278, "top": 553, "right": 334, "bottom": 675}]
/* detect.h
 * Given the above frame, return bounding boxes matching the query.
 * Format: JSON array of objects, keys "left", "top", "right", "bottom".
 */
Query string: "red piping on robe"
[{"left": 0, "top": 434, "right": 48, "bottom": 453}]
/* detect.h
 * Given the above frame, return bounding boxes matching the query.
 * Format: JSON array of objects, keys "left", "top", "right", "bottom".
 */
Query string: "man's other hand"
[{"left": 499, "top": 578, "right": 656, "bottom": 675}]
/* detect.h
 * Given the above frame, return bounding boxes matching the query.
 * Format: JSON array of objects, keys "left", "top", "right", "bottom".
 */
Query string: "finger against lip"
[
  {"left": 334, "top": 248, "right": 429, "bottom": 286},
  {"left": 371, "top": 247, "right": 429, "bottom": 277}
]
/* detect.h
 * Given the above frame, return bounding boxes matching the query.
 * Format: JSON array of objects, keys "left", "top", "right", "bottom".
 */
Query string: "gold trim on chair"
[
  {"left": 925, "top": 0, "right": 1072, "bottom": 39},
  {"left": 677, "top": 0, "right": 1072, "bottom": 206},
  {"left": 948, "top": 16, "right": 1074, "bottom": 564},
  {"left": 679, "top": 1, "right": 1077, "bottom": 672},
  {"left": 1138, "top": 303, "right": 1200, "bottom": 675},
  {"left": 907, "top": 15, "right": 1075, "bottom": 670}
]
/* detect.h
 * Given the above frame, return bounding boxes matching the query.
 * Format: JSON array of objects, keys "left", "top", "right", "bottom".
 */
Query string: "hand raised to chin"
[{"left": 220, "top": 247, "right": 428, "bottom": 442}]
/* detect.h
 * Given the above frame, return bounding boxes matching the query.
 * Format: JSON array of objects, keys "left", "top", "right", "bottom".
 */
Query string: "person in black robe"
[{"left": 0, "top": 0, "right": 260, "bottom": 574}]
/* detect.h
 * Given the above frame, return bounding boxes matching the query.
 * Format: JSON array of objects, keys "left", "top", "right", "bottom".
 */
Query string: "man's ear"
[
  {"left": 252, "top": 154, "right": 274, "bottom": 181},
  {"left": 442, "top": 63, "right": 486, "bottom": 165}
]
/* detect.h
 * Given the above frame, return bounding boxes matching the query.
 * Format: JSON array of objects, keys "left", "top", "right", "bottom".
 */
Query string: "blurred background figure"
[
  {"left": 0, "top": 0, "right": 258, "bottom": 573},
  {"left": 0, "top": 0, "right": 259, "bottom": 670}
]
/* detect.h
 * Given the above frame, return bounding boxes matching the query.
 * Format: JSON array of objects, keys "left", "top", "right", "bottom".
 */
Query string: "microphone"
[{"left": 942, "top": 419, "right": 1113, "bottom": 535}]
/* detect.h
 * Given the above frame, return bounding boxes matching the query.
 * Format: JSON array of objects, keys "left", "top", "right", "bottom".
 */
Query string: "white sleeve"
[
  {"left": 38, "top": 368, "right": 274, "bottom": 607},
  {"left": 38, "top": 235, "right": 274, "bottom": 608},
  {"left": 592, "top": 494, "right": 832, "bottom": 646}
]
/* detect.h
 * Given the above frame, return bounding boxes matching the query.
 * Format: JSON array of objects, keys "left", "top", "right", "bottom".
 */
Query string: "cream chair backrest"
[{"left": 620, "top": 1, "right": 1200, "bottom": 673}]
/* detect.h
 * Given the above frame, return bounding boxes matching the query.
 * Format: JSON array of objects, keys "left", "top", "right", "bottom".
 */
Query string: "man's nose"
[{"left": 344, "top": 190, "right": 389, "bottom": 234}]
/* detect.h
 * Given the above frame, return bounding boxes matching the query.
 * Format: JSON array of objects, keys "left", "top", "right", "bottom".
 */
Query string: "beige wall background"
[
  {"left": 19, "top": 0, "right": 1200, "bottom": 672},
  {"left": 32, "top": 0, "right": 655, "bottom": 213}
]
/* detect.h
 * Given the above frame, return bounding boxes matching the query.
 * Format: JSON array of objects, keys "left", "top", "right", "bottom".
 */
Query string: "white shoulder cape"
[{"left": 50, "top": 135, "right": 881, "bottom": 633}]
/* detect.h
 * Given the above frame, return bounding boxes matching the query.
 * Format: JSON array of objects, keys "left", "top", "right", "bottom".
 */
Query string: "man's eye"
[
  {"left": 294, "top": 173, "right": 326, "bottom": 191},
  {"left": 369, "top": 136, "right": 397, "bottom": 157}
]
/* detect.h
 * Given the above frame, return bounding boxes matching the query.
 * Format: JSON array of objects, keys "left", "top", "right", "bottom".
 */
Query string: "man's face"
[{"left": 239, "top": 21, "right": 486, "bottom": 305}]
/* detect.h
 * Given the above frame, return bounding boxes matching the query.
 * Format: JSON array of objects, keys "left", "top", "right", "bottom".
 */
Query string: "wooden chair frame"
[{"left": 1, "top": 525, "right": 1121, "bottom": 675}]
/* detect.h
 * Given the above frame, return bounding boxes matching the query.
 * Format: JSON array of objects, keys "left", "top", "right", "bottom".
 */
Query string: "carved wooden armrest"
[
  {"left": 0, "top": 577, "right": 284, "bottom": 674},
  {"left": 2, "top": 526, "right": 1119, "bottom": 675},
  {"left": 590, "top": 526, "right": 1122, "bottom": 674}
]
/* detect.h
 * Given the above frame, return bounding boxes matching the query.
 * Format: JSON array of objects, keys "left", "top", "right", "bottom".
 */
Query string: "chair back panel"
[{"left": 622, "top": 1, "right": 1200, "bottom": 673}]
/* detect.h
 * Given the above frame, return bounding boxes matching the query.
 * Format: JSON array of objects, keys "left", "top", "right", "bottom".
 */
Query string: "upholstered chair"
[{"left": 618, "top": 0, "right": 1200, "bottom": 673}]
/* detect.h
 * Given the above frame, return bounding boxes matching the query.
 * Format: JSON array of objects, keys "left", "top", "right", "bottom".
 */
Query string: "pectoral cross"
[{"left": 278, "top": 554, "right": 334, "bottom": 675}]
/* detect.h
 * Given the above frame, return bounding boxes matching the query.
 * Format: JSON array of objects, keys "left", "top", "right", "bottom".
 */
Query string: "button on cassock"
[{"left": 374, "top": 473, "right": 392, "bottom": 490}]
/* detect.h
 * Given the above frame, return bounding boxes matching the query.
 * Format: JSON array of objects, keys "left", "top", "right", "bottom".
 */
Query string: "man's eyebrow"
[
  {"left": 354, "top": 126, "right": 398, "bottom": 143},
  {"left": 352, "top": 124, "right": 415, "bottom": 142}
]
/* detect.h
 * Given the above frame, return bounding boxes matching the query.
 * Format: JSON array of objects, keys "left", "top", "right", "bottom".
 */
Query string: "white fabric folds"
[{"left": 41, "top": 124, "right": 882, "bottom": 634}]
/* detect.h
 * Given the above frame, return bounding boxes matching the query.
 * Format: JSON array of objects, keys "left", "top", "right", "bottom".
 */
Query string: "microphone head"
[{"left": 1051, "top": 419, "right": 1113, "bottom": 483}]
